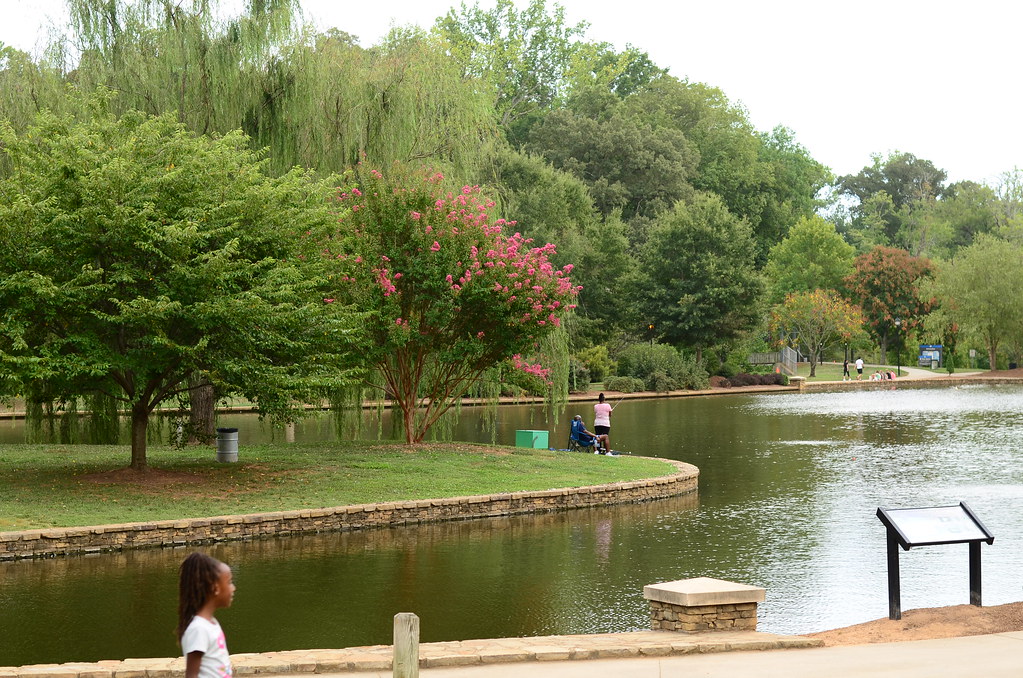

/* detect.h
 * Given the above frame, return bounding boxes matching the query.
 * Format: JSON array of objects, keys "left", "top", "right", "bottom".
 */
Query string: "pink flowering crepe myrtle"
[{"left": 325, "top": 167, "right": 580, "bottom": 443}]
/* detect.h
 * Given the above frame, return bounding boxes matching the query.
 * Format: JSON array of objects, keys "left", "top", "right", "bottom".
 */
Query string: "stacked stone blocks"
[{"left": 644, "top": 577, "right": 765, "bottom": 632}]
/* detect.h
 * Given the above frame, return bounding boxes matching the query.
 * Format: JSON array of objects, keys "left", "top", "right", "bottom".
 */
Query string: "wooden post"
[{"left": 393, "top": 612, "right": 419, "bottom": 678}]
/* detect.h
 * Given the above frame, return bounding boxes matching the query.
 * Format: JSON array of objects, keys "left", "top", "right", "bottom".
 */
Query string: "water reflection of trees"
[{"left": 1, "top": 493, "right": 698, "bottom": 666}]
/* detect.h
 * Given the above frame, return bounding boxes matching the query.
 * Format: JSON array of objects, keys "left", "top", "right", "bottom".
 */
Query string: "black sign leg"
[
  {"left": 969, "top": 541, "right": 982, "bottom": 606},
  {"left": 887, "top": 534, "right": 901, "bottom": 620}
]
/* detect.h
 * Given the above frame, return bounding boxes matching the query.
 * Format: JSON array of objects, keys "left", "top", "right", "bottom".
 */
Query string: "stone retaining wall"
[
  {"left": 649, "top": 601, "right": 758, "bottom": 632},
  {"left": 0, "top": 460, "right": 698, "bottom": 561},
  {"left": 802, "top": 376, "right": 1023, "bottom": 392}
]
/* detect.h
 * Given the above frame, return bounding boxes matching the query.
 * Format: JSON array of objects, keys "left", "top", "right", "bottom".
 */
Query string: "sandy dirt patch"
[{"left": 809, "top": 602, "right": 1023, "bottom": 646}]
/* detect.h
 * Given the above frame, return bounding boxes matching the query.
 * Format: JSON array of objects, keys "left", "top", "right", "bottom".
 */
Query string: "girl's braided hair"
[{"left": 176, "top": 552, "right": 224, "bottom": 641}]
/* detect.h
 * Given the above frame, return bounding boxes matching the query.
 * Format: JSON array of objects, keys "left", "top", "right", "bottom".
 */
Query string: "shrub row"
[
  {"left": 727, "top": 372, "right": 789, "bottom": 387},
  {"left": 616, "top": 343, "right": 709, "bottom": 392},
  {"left": 605, "top": 375, "right": 646, "bottom": 393}
]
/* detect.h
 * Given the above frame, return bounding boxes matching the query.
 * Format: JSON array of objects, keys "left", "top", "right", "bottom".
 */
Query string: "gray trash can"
[{"left": 216, "top": 427, "right": 239, "bottom": 463}]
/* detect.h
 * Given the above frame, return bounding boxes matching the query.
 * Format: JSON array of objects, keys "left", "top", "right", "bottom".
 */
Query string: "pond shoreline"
[
  {"left": 0, "top": 459, "right": 698, "bottom": 561},
  {"left": 4, "top": 372, "right": 1020, "bottom": 420}
]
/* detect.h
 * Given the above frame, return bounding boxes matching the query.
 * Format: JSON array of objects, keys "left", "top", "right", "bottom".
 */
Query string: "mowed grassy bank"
[{"left": 0, "top": 442, "right": 677, "bottom": 531}]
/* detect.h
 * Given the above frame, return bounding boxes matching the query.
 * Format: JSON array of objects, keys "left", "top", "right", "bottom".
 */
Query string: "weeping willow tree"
[
  {"left": 17, "top": 0, "right": 499, "bottom": 179},
  {"left": 58, "top": 0, "right": 302, "bottom": 134},
  {"left": 0, "top": 45, "right": 67, "bottom": 132},
  {"left": 280, "top": 26, "right": 500, "bottom": 177}
]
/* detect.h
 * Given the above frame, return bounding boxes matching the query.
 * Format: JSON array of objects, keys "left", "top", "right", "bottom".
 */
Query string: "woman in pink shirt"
[{"left": 593, "top": 393, "right": 613, "bottom": 454}]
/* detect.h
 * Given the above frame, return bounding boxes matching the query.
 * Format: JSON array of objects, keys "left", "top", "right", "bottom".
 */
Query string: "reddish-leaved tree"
[{"left": 844, "top": 247, "right": 934, "bottom": 363}]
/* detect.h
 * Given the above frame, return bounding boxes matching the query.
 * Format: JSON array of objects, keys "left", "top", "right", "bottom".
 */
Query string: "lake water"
[{"left": 3, "top": 384, "right": 1023, "bottom": 666}]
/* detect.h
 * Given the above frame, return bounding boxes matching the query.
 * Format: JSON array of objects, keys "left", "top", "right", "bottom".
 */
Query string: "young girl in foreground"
[{"left": 177, "top": 552, "right": 235, "bottom": 678}]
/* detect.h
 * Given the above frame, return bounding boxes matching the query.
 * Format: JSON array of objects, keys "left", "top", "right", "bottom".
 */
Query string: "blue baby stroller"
[{"left": 568, "top": 416, "right": 602, "bottom": 453}]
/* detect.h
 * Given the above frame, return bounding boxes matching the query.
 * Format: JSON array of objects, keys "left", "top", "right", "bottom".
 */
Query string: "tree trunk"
[
  {"left": 396, "top": 395, "right": 418, "bottom": 444},
  {"left": 130, "top": 404, "right": 149, "bottom": 471},
  {"left": 879, "top": 335, "right": 889, "bottom": 365},
  {"left": 989, "top": 342, "right": 999, "bottom": 371},
  {"left": 188, "top": 375, "right": 216, "bottom": 444},
  {"left": 809, "top": 350, "right": 818, "bottom": 377}
]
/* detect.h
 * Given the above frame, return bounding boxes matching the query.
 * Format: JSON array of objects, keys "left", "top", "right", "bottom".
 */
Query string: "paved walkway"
[
  {"left": 14, "top": 629, "right": 1023, "bottom": 678},
  {"left": 303, "top": 632, "right": 1023, "bottom": 678},
  {"left": 2, "top": 631, "right": 818, "bottom": 677}
]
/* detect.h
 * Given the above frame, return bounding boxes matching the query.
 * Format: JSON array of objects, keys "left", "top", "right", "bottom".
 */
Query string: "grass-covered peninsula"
[{"left": 0, "top": 442, "right": 677, "bottom": 531}]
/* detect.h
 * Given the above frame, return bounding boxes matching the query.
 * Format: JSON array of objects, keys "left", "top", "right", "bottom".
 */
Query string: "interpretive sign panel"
[
  {"left": 876, "top": 502, "right": 993, "bottom": 620},
  {"left": 878, "top": 504, "right": 993, "bottom": 548}
]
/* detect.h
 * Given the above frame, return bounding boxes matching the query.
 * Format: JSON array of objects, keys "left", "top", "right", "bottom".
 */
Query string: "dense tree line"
[{"left": 3, "top": 0, "right": 1023, "bottom": 458}]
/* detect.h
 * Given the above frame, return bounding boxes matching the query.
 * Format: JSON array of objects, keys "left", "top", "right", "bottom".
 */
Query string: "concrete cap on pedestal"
[{"left": 643, "top": 577, "right": 766, "bottom": 606}]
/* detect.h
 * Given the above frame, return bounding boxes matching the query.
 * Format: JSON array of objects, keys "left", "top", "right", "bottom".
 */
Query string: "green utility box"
[{"left": 515, "top": 429, "right": 549, "bottom": 449}]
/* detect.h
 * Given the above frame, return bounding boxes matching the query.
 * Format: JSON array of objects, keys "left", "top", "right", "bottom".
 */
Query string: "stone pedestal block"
[{"left": 644, "top": 577, "right": 765, "bottom": 632}]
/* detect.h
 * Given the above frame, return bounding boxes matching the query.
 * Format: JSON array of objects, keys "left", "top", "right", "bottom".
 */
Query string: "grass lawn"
[
  {"left": 0, "top": 441, "right": 676, "bottom": 531},
  {"left": 795, "top": 361, "right": 905, "bottom": 381}
]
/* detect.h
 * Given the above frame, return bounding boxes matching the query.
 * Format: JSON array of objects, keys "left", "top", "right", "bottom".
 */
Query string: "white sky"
[{"left": 2, "top": 0, "right": 1020, "bottom": 185}]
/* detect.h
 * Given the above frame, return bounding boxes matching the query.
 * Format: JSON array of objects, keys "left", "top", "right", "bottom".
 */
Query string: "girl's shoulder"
[{"left": 186, "top": 616, "right": 220, "bottom": 633}]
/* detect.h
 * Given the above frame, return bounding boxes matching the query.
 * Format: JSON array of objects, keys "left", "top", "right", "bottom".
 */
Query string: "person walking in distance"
[
  {"left": 843, "top": 357, "right": 850, "bottom": 381},
  {"left": 594, "top": 393, "right": 613, "bottom": 454},
  {"left": 855, "top": 356, "right": 864, "bottom": 380}
]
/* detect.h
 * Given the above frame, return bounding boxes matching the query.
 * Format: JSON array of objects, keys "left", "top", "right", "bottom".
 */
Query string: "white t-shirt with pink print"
[{"left": 182, "top": 616, "right": 233, "bottom": 678}]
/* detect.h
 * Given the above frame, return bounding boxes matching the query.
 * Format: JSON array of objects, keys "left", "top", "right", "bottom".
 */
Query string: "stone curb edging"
[
  {"left": 0, "top": 631, "right": 822, "bottom": 677},
  {"left": 0, "top": 460, "right": 698, "bottom": 561},
  {"left": 801, "top": 376, "right": 1023, "bottom": 392}
]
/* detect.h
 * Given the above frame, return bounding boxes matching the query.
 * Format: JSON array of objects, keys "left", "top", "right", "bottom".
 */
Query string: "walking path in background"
[{"left": 820, "top": 363, "right": 979, "bottom": 381}]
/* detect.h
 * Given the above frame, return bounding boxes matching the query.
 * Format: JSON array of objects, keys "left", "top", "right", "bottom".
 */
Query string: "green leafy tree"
[
  {"left": 627, "top": 78, "right": 770, "bottom": 246},
  {"left": 905, "top": 180, "right": 999, "bottom": 256},
  {"left": 0, "top": 100, "right": 359, "bottom": 469},
  {"left": 927, "top": 235, "right": 1023, "bottom": 369},
  {"left": 565, "top": 42, "right": 664, "bottom": 99},
  {"left": 755, "top": 126, "right": 833, "bottom": 250},
  {"left": 843, "top": 246, "right": 934, "bottom": 364},
  {"left": 764, "top": 215, "right": 855, "bottom": 304},
  {"left": 838, "top": 151, "right": 947, "bottom": 245},
  {"left": 483, "top": 148, "right": 635, "bottom": 343},
  {"left": 896, "top": 192, "right": 952, "bottom": 258},
  {"left": 638, "top": 192, "right": 763, "bottom": 361},
  {"left": 326, "top": 167, "right": 579, "bottom": 443},
  {"left": 840, "top": 151, "right": 947, "bottom": 211},
  {"left": 922, "top": 305, "right": 960, "bottom": 374},
  {"left": 524, "top": 101, "right": 697, "bottom": 227},
  {"left": 770, "top": 290, "right": 864, "bottom": 377},
  {"left": 995, "top": 168, "right": 1023, "bottom": 227},
  {"left": 436, "top": 0, "right": 586, "bottom": 141},
  {"left": 623, "top": 79, "right": 828, "bottom": 261}
]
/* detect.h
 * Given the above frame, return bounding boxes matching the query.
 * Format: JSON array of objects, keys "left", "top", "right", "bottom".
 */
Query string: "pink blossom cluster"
[
  {"left": 408, "top": 187, "right": 581, "bottom": 328},
  {"left": 375, "top": 268, "right": 397, "bottom": 296},
  {"left": 512, "top": 354, "right": 551, "bottom": 381},
  {"left": 448, "top": 232, "right": 579, "bottom": 327},
  {"left": 330, "top": 170, "right": 580, "bottom": 385}
]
